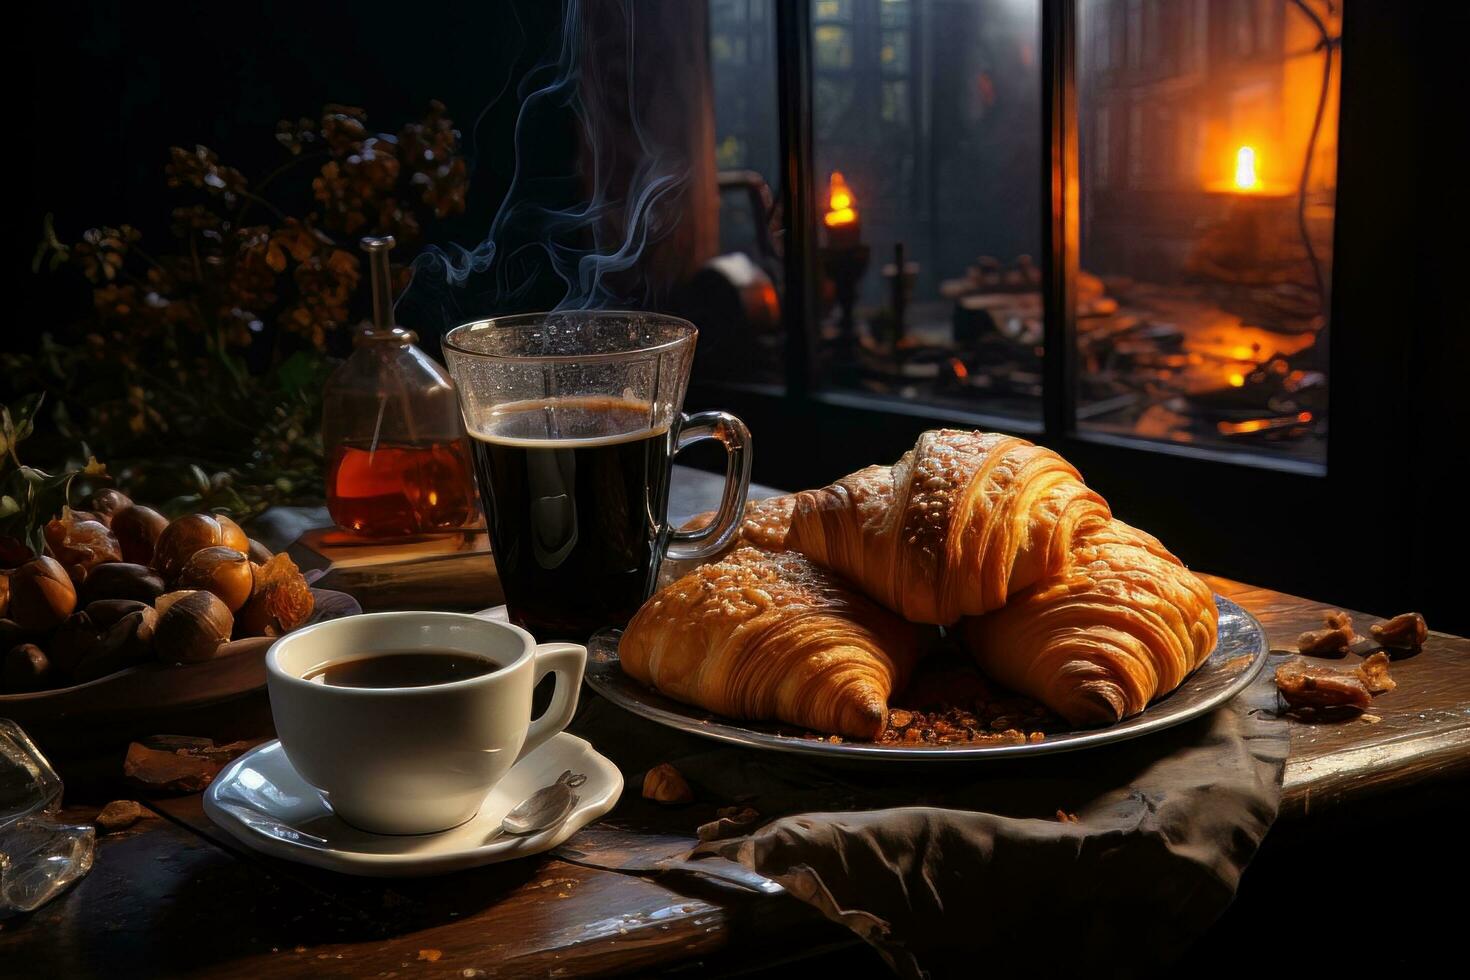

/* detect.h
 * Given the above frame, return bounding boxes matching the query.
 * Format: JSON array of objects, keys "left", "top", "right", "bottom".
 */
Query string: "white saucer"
[{"left": 204, "top": 732, "right": 623, "bottom": 877}]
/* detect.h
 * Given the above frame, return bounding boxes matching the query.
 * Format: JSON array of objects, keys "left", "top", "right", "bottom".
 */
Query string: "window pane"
[
  {"left": 812, "top": 0, "right": 1044, "bottom": 421},
  {"left": 815, "top": 24, "right": 855, "bottom": 69},
  {"left": 880, "top": 0, "right": 911, "bottom": 29},
  {"left": 1077, "top": 0, "right": 1340, "bottom": 465},
  {"left": 701, "top": 0, "right": 784, "bottom": 387},
  {"left": 815, "top": 77, "right": 860, "bottom": 139},
  {"left": 880, "top": 80, "right": 910, "bottom": 126},
  {"left": 881, "top": 30, "right": 910, "bottom": 74}
]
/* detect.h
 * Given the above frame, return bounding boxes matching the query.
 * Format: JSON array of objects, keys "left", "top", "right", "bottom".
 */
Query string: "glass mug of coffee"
[{"left": 444, "top": 312, "right": 751, "bottom": 640}]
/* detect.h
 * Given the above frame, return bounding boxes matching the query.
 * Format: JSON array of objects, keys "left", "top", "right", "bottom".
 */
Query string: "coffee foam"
[{"left": 469, "top": 395, "right": 668, "bottom": 448}]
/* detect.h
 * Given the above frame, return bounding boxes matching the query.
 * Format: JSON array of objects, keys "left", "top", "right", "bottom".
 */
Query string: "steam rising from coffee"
[{"left": 408, "top": 0, "right": 689, "bottom": 324}]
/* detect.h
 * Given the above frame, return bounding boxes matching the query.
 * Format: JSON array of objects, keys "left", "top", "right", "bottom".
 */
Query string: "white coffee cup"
[{"left": 266, "top": 611, "right": 586, "bottom": 835}]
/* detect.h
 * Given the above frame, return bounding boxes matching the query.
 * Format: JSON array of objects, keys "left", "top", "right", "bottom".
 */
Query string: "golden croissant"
[
  {"left": 961, "top": 516, "right": 1218, "bottom": 726},
  {"left": 787, "top": 429, "right": 1110, "bottom": 624},
  {"left": 620, "top": 546, "right": 920, "bottom": 739},
  {"left": 680, "top": 494, "right": 796, "bottom": 554}
]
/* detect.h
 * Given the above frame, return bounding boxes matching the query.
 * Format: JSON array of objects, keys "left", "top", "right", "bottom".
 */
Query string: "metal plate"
[{"left": 584, "top": 595, "right": 1270, "bottom": 762}]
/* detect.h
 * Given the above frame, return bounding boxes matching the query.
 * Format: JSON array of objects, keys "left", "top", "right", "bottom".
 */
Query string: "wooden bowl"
[{"left": 0, "top": 588, "right": 360, "bottom": 757}]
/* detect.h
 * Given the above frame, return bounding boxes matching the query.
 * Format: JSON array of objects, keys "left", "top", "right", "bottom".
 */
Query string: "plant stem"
[
  {"left": 236, "top": 150, "right": 329, "bottom": 226},
  {"left": 234, "top": 189, "right": 290, "bottom": 225}
]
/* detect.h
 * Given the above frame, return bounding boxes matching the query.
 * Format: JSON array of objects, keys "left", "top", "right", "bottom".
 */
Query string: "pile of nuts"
[
  {"left": 1274, "top": 608, "right": 1425, "bottom": 717},
  {"left": 0, "top": 490, "right": 314, "bottom": 693}
]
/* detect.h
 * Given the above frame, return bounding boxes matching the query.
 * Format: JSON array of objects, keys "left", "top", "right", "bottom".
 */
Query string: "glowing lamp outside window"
[
  {"left": 1206, "top": 143, "right": 1285, "bottom": 196},
  {"left": 824, "top": 171, "right": 858, "bottom": 227},
  {"left": 1233, "top": 145, "right": 1261, "bottom": 192},
  {"left": 822, "top": 171, "right": 863, "bottom": 248}
]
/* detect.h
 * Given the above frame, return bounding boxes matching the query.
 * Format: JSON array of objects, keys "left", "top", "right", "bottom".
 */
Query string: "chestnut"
[
  {"left": 176, "top": 547, "right": 254, "bottom": 613},
  {"left": 216, "top": 515, "right": 250, "bottom": 555},
  {"left": 49, "top": 610, "right": 106, "bottom": 676},
  {"left": 152, "top": 514, "right": 227, "bottom": 581},
  {"left": 74, "top": 604, "right": 158, "bottom": 682},
  {"left": 8, "top": 557, "right": 78, "bottom": 632},
  {"left": 79, "top": 562, "right": 167, "bottom": 606},
  {"left": 2, "top": 643, "right": 55, "bottom": 693},
  {"left": 232, "top": 595, "right": 275, "bottom": 639},
  {"left": 0, "top": 571, "right": 9, "bottom": 618},
  {"left": 154, "top": 590, "right": 234, "bottom": 664},
  {"left": 111, "top": 505, "right": 169, "bottom": 567},
  {"left": 89, "top": 489, "right": 134, "bottom": 525},
  {"left": 247, "top": 538, "right": 274, "bottom": 564},
  {"left": 85, "top": 599, "right": 150, "bottom": 627}
]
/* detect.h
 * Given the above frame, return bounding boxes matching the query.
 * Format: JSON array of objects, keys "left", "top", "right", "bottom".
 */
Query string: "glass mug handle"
[{"left": 666, "top": 411, "right": 752, "bottom": 563}]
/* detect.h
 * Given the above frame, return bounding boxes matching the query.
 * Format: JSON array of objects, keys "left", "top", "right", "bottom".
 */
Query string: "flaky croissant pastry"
[
  {"left": 788, "top": 430, "right": 1110, "bottom": 624},
  {"left": 961, "top": 517, "right": 1218, "bottom": 726},
  {"left": 621, "top": 547, "right": 920, "bottom": 739}
]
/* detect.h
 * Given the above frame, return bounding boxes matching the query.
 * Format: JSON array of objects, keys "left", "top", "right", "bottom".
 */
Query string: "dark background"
[
  {"left": 8, "top": 1, "right": 1470, "bottom": 633},
  {"left": 11, "top": 0, "right": 576, "bottom": 349}
]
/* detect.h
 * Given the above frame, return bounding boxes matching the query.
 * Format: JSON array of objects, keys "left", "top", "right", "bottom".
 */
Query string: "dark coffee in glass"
[
  {"left": 469, "top": 396, "right": 674, "bottom": 639},
  {"left": 446, "top": 313, "right": 751, "bottom": 641}
]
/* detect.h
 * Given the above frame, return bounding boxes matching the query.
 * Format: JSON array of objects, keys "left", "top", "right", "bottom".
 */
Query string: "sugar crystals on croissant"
[{"left": 620, "top": 547, "right": 920, "bottom": 739}]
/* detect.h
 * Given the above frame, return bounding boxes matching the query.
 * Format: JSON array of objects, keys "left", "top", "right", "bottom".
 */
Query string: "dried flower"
[
  {"left": 165, "top": 145, "right": 248, "bottom": 205},
  {"left": 13, "top": 101, "right": 470, "bottom": 518}
]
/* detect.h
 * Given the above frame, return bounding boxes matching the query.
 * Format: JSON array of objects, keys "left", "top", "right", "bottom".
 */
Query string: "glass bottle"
[{"left": 322, "top": 237, "right": 476, "bottom": 536}]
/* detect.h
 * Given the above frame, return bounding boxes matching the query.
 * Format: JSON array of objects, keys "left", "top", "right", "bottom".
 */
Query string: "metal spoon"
[{"left": 488, "top": 769, "right": 587, "bottom": 843}]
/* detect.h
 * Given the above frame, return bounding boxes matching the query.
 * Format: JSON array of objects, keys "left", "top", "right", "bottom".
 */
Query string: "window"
[
  {"left": 699, "top": 0, "right": 1342, "bottom": 468},
  {"left": 1077, "top": 0, "right": 1341, "bottom": 465},
  {"left": 703, "top": 0, "right": 784, "bottom": 387},
  {"left": 704, "top": 0, "right": 1043, "bottom": 418},
  {"left": 809, "top": 0, "right": 1044, "bottom": 420},
  {"left": 710, "top": 1, "right": 779, "bottom": 181}
]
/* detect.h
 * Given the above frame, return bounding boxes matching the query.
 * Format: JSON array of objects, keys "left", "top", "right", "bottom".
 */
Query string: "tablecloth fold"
[{"left": 573, "top": 671, "right": 1285, "bottom": 978}]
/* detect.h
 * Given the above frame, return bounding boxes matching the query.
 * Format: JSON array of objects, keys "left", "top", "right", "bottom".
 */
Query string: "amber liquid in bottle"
[{"left": 326, "top": 438, "right": 476, "bottom": 536}]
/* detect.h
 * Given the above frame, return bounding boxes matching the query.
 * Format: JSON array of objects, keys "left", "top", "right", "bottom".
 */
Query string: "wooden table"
[{"left": 4, "top": 473, "right": 1468, "bottom": 976}]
